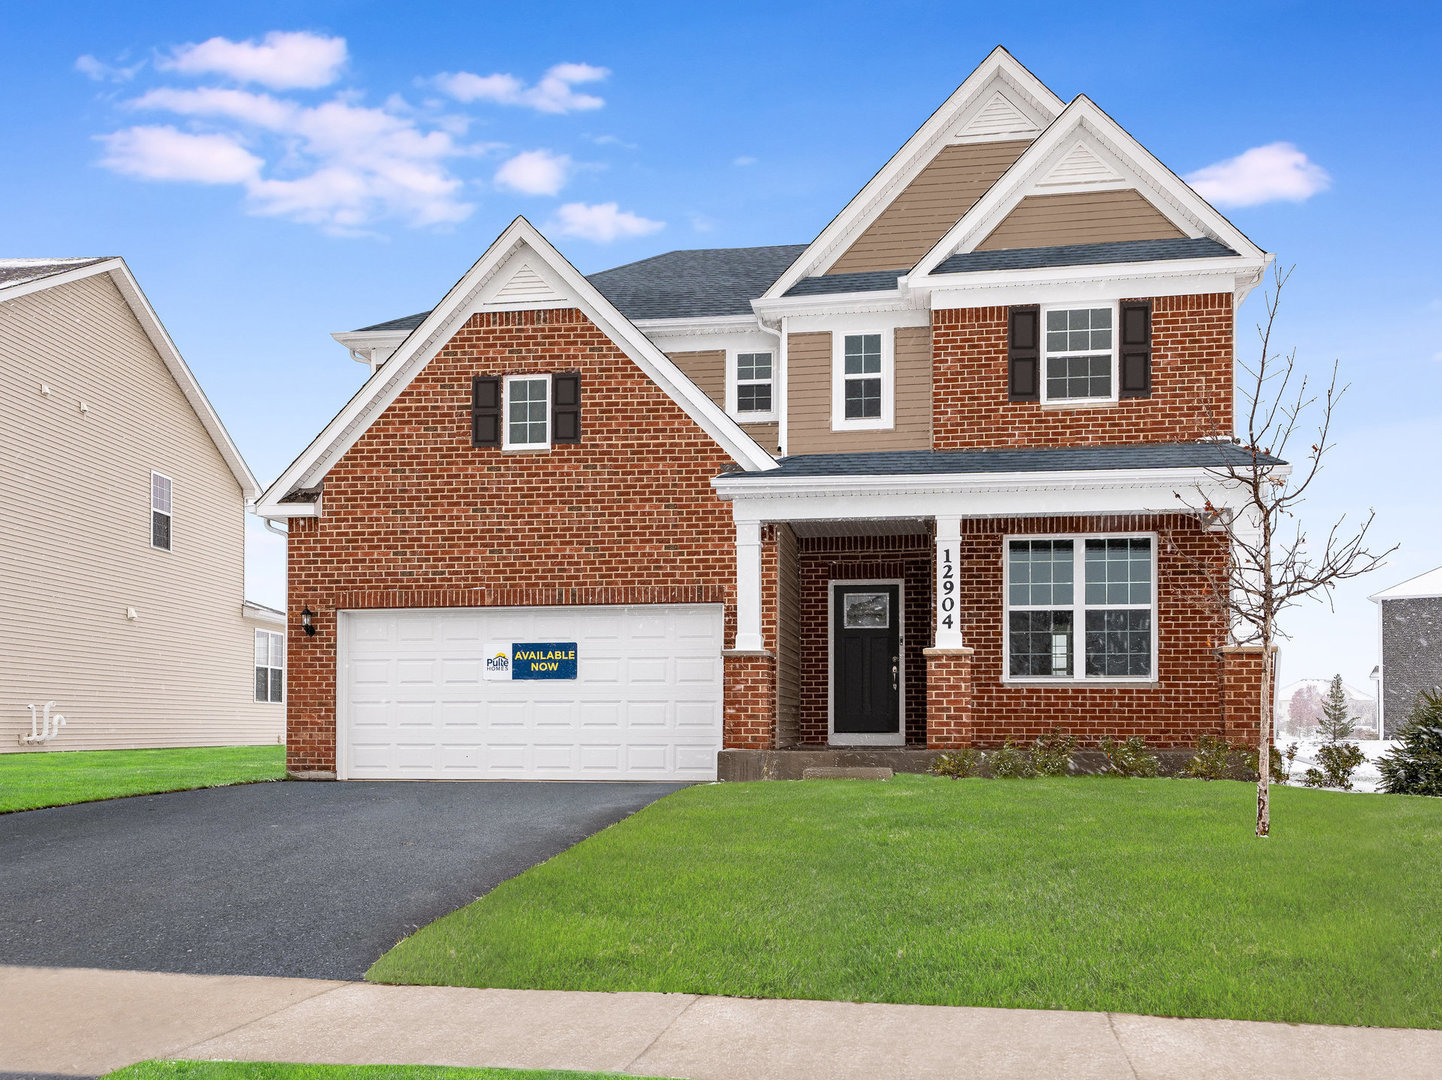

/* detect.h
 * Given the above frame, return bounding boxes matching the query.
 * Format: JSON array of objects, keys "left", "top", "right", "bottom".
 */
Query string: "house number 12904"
[{"left": 937, "top": 543, "right": 958, "bottom": 631}]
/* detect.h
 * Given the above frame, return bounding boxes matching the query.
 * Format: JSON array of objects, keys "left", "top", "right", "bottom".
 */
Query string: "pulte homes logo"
[{"left": 484, "top": 642, "right": 578, "bottom": 681}]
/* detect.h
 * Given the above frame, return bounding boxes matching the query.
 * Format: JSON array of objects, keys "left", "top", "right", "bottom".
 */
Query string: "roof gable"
[
  {"left": 257, "top": 218, "right": 779, "bottom": 515},
  {"left": 763, "top": 47, "right": 1065, "bottom": 298},
  {"left": 0, "top": 256, "right": 258, "bottom": 499},
  {"left": 1370, "top": 565, "right": 1442, "bottom": 602}
]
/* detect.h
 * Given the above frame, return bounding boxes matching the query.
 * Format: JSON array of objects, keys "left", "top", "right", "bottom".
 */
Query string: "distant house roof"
[
  {"left": 719, "top": 441, "right": 1284, "bottom": 480},
  {"left": 1370, "top": 565, "right": 1442, "bottom": 602},
  {"left": 0, "top": 257, "right": 113, "bottom": 292},
  {"left": 352, "top": 243, "right": 809, "bottom": 333},
  {"left": 933, "top": 237, "right": 1238, "bottom": 275}
]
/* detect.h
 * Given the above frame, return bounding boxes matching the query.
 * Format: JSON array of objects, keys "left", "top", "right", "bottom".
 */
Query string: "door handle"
[{"left": 892, "top": 656, "right": 899, "bottom": 690}]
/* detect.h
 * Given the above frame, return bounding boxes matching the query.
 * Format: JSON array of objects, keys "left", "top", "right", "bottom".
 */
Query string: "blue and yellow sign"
[{"left": 511, "top": 642, "right": 577, "bottom": 680}]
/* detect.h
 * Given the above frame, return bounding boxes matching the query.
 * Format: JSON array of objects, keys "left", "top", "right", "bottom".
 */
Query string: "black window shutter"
[
  {"left": 1008, "top": 305, "right": 1040, "bottom": 402},
  {"left": 1119, "top": 300, "right": 1153, "bottom": 399},
  {"left": 471, "top": 375, "right": 501, "bottom": 447},
  {"left": 552, "top": 372, "right": 581, "bottom": 444}
]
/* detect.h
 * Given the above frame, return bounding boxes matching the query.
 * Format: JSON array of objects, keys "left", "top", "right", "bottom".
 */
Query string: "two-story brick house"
[{"left": 256, "top": 48, "right": 1283, "bottom": 781}]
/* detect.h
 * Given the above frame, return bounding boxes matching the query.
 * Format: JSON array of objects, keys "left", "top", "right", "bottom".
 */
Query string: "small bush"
[
  {"left": 987, "top": 741, "right": 1035, "bottom": 779},
  {"left": 1187, "top": 735, "right": 1233, "bottom": 781},
  {"left": 1303, "top": 742, "right": 1366, "bottom": 791},
  {"left": 1031, "top": 728, "right": 1076, "bottom": 777},
  {"left": 1098, "top": 736, "right": 1161, "bottom": 778},
  {"left": 1236, "top": 743, "right": 1287, "bottom": 783},
  {"left": 1378, "top": 690, "right": 1442, "bottom": 797},
  {"left": 930, "top": 748, "right": 980, "bottom": 779}
]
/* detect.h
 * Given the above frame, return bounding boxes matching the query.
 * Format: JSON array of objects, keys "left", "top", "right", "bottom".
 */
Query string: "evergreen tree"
[
  {"left": 1316, "top": 673, "right": 1358, "bottom": 744},
  {"left": 1378, "top": 690, "right": 1442, "bottom": 797}
]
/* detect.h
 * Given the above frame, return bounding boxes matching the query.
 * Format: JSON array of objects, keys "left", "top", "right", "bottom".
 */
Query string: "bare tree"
[{"left": 1176, "top": 265, "right": 1395, "bottom": 837}]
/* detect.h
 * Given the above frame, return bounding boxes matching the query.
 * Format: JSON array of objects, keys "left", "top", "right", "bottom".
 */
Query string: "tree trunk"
[{"left": 1256, "top": 639, "right": 1273, "bottom": 837}]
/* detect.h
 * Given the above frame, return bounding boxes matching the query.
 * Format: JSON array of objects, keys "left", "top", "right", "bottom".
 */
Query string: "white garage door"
[{"left": 339, "top": 605, "right": 724, "bottom": 781}]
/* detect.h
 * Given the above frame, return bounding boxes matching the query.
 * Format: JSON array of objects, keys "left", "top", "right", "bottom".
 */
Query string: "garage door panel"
[{"left": 341, "top": 605, "right": 722, "bottom": 781}]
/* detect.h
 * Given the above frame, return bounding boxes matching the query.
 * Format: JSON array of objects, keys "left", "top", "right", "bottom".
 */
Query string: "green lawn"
[
  {"left": 0, "top": 745, "right": 285, "bottom": 812},
  {"left": 369, "top": 775, "right": 1442, "bottom": 1029},
  {"left": 103, "top": 1064, "right": 654, "bottom": 1080}
]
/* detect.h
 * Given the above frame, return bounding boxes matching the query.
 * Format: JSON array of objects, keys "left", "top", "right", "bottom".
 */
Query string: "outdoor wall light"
[{"left": 301, "top": 605, "right": 316, "bottom": 636}]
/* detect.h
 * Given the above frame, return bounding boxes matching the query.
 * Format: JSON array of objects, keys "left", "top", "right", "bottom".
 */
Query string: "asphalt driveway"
[{"left": 0, "top": 780, "right": 683, "bottom": 980}]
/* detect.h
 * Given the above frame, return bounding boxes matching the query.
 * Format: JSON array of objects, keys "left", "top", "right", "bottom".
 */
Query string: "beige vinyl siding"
[
  {"left": 977, "top": 189, "right": 1186, "bottom": 250},
  {"left": 667, "top": 349, "right": 778, "bottom": 455},
  {"left": 775, "top": 523, "right": 800, "bottom": 747},
  {"left": 0, "top": 273, "right": 281, "bottom": 752},
  {"left": 785, "top": 327, "right": 932, "bottom": 455},
  {"left": 828, "top": 140, "right": 1032, "bottom": 274},
  {"left": 741, "top": 421, "right": 779, "bottom": 455}
]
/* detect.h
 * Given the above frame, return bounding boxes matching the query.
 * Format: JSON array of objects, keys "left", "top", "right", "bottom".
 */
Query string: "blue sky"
[{"left": 4, "top": 0, "right": 1439, "bottom": 690}]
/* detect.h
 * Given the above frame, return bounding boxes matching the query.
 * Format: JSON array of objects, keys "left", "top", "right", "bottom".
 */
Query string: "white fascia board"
[
  {"left": 242, "top": 601, "right": 287, "bottom": 627},
  {"left": 916, "top": 259, "right": 1266, "bottom": 309},
  {"left": 633, "top": 314, "right": 760, "bottom": 336},
  {"left": 256, "top": 218, "right": 777, "bottom": 518},
  {"left": 332, "top": 328, "right": 408, "bottom": 358},
  {"left": 751, "top": 289, "right": 922, "bottom": 323},
  {"left": 911, "top": 96, "right": 1268, "bottom": 280},
  {"left": 763, "top": 48, "right": 1064, "bottom": 300},
  {"left": 1368, "top": 564, "right": 1442, "bottom": 602}
]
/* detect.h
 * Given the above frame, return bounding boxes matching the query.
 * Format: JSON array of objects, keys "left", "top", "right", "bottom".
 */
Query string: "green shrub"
[
  {"left": 1378, "top": 690, "right": 1442, "bottom": 797},
  {"left": 1302, "top": 743, "right": 1367, "bottom": 791},
  {"left": 1236, "top": 743, "right": 1287, "bottom": 783},
  {"left": 1097, "top": 736, "right": 1161, "bottom": 778},
  {"left": 1187, "top": 735, "right": 1233, "bottom": 780},
  {"left": 930, "top": 748, "right": 980, "bottom": 779},
  {"left": 987, "top": 741, "right": 1035, "bottom": 779},
  {"left": 1030, "top": 728, "right": 1076, "bottom": 777}
]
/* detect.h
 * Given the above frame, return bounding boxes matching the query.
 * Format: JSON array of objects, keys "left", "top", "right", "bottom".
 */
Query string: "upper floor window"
[
  {"left": 733, "top": 352, "right": 774, "bottom": 420},
  {"left": 1042, "top": 305, "right": 1116, "bottom": 404},
  {"left": 503, "top": 374, "right": 551, "bottom": 450},
  {"left": 832, "top": 331, "right": 893, "bottom": 431},
  {"left": 1005, "top": 534, "right": 1155, "bottom": 682},
  {"left": 254, "top": 629, "right": 284, "bottom": 703},
  {"left": 150, "top": 472, "right": 172, "bottom": 551}
]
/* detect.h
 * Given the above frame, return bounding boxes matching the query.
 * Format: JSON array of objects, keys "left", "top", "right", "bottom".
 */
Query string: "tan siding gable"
[
  {"left": 977, "top": 188, "right": 1185, "bottom": 251},
  {"left": 0, "top": 274, "right": 278, "bottom": 752},
  {"left": 786, "top": 327, "right": 931, "bottom": 455},
  {"left": 828, "top": 140, "right": 1032, "bottom": 275},
  {"left": 666, "top": 349, "right": 725, "bottom": 407}
]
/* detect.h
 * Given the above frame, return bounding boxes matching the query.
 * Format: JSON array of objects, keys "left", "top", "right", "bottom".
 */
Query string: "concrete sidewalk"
[{"left": 3, "top": 965, "right": 1438, "bottom": 1080}]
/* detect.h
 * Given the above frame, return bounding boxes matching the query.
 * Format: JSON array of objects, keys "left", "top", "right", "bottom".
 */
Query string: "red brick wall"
[
  {"left": 924, "top": 649, "right": 974, "bottom": 748},
  {"left": 285, "top": 307, "right": 748, "bottom": 774},
  {"left": 931, "top": 294, "right": 1234, "bottom": 449},
  {"left": 1219, "top": 645, "right": 1274, "bottom": 747},
  {"left": 796, "top": 534, "right": 933, "bottom": 745}
]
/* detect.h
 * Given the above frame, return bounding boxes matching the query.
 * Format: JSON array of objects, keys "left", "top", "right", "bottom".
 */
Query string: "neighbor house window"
[
  {"left": 150, "top": 472, "right": 172, "bottom": 551},
  {"left": 733, "top": 352, "right": 774, "bottom": 418},
  {"left": 1042, "top": 305, "right": 1116, "bottom": 403},
  {"left": 254, "top": 630, "right": 284, "bottom": 703},
  {"left": 831, "top": 331, "right": 892, "bottom": 430},
  {"left": 503, "top": 374, "right": 550, "bottom": 450},
  {"left": 1005, "top": 535, "right": 1155, "bottom": 680}
]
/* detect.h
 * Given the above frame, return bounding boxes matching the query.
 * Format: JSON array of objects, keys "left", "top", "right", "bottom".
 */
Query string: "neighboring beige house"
[{"left": 1, "top": 257, "right": 284, "bottom": 752}]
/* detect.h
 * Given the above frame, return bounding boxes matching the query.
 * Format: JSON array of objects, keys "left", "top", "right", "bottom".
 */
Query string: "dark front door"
[{"left": 832, "top": 583, "right": 901, "bottom": 739}]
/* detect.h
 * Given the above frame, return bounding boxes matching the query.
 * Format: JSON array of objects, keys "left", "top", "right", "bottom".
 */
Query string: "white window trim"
[
  {"left": 254, "top": 629, "right": 284, "bottom": 704},
  {"left": 726, "top": 349, "right": 777, "bottom": 423},
  {"left": 1001, "top": 531, "right": 1158, "bottom": 685},
  {"left": 831, "top": 330, "right": 894, "bottom": 432},
  {"left": 827, "top": 578, "right": 906, "bottom": 747},
  {"left": 502, "top": 373, "right": 552, "bottom": 451},
  {"left": 150, "top": 470, "right": 173, "bottom": 552},
  {"left": 1038, "top": 301, "right": 1120, "bottom": 407}
]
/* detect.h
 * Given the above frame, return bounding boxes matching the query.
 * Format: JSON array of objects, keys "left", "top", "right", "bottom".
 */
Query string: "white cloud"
[
  {"left": 1185, "top": 142, "right": 1330, "bottom": 208},
  {"left": 97, "top": 126, "right": 263, "bottom": 184},
  {"left": 76, "top": 54, "right": 144, "bottom": 82},
  {"left": 547, "top": 201, "right": 663, "bottom": 243},
  {"left": 586, "top": 133, "right": 637, "bottom": 149},
  {"left": 732, "top": 155, "right": 757, "bottom": 167},
  {"left": 433, "top": 61, "right": 608, "bottom": 113},
  {"left": 158, "top": 31, "right": 347, "bottom": 90},
  {"left": 130, "top": 86, "right": 298, "bottom": 129},
  {"left": 493, "top": 149, "right": 571, "bottom": 196}
]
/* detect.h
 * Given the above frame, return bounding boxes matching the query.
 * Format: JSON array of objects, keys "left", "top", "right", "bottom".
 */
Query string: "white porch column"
[
  {"left": 934, "top": 515, "right": 965, "bottom": 648},
  {"left": 734, "top": 518, "right": 765, "bottom": 652}
]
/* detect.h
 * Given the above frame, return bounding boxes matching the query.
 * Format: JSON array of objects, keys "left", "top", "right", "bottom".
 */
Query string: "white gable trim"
[
  {"left": 0, "top": 257, "right": 259, "bottom": 500},
  {"left": 761, "top": 48, "right": 1064, "bottom": 300},
  {"left": 256, "top": 218, "right": 778, "bottom": 517},
  {"left": 911, "top": 96, "right": 1268, "bottom": 283}
]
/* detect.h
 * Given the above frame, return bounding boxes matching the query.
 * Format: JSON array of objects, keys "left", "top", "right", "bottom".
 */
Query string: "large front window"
[
  {"left": 1006, "top": 535, "right": 1154, "bottom": 680},
  {"left": 1042, "top": 305, "right": 1115, "bottom": 403}
]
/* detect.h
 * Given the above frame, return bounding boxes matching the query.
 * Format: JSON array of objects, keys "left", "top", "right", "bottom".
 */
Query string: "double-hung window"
[
  {"left": 503, "top": 374, "right": 550, "bottom": 450},
  {"left": 150, "top": 472, "right": 172, "bottom": 551},
  {"left": 254, "top": 630, "right": 284, "bottom": 703},
  {"left": 1041, "top": 304, "right": 1116, "bottom": 404},
  {"left": 732, "top": 352, "right": 774, "bottom": 419},
  {"left": 1006, "top": 534, "right": 1155, "bottom": 681},
  {"left": 832, "top": 331, "right": 892, "bottom": 430}
]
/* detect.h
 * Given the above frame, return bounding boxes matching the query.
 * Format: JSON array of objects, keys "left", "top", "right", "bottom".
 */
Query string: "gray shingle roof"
[
  {"left": 783, "top": 268, "right": 908, "bottom": 298},
  {"left": 934, "top": 237, "right": 1237, "bottom": 275},
  {"left": 351, "top": 243, "right": 808, "bottom": 333},
  {"left": 0, "top": 257, "right": 112, "bottom": 292},
  {"left": 720, "top": 442, "right": 1285, "bottom": 480}
]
